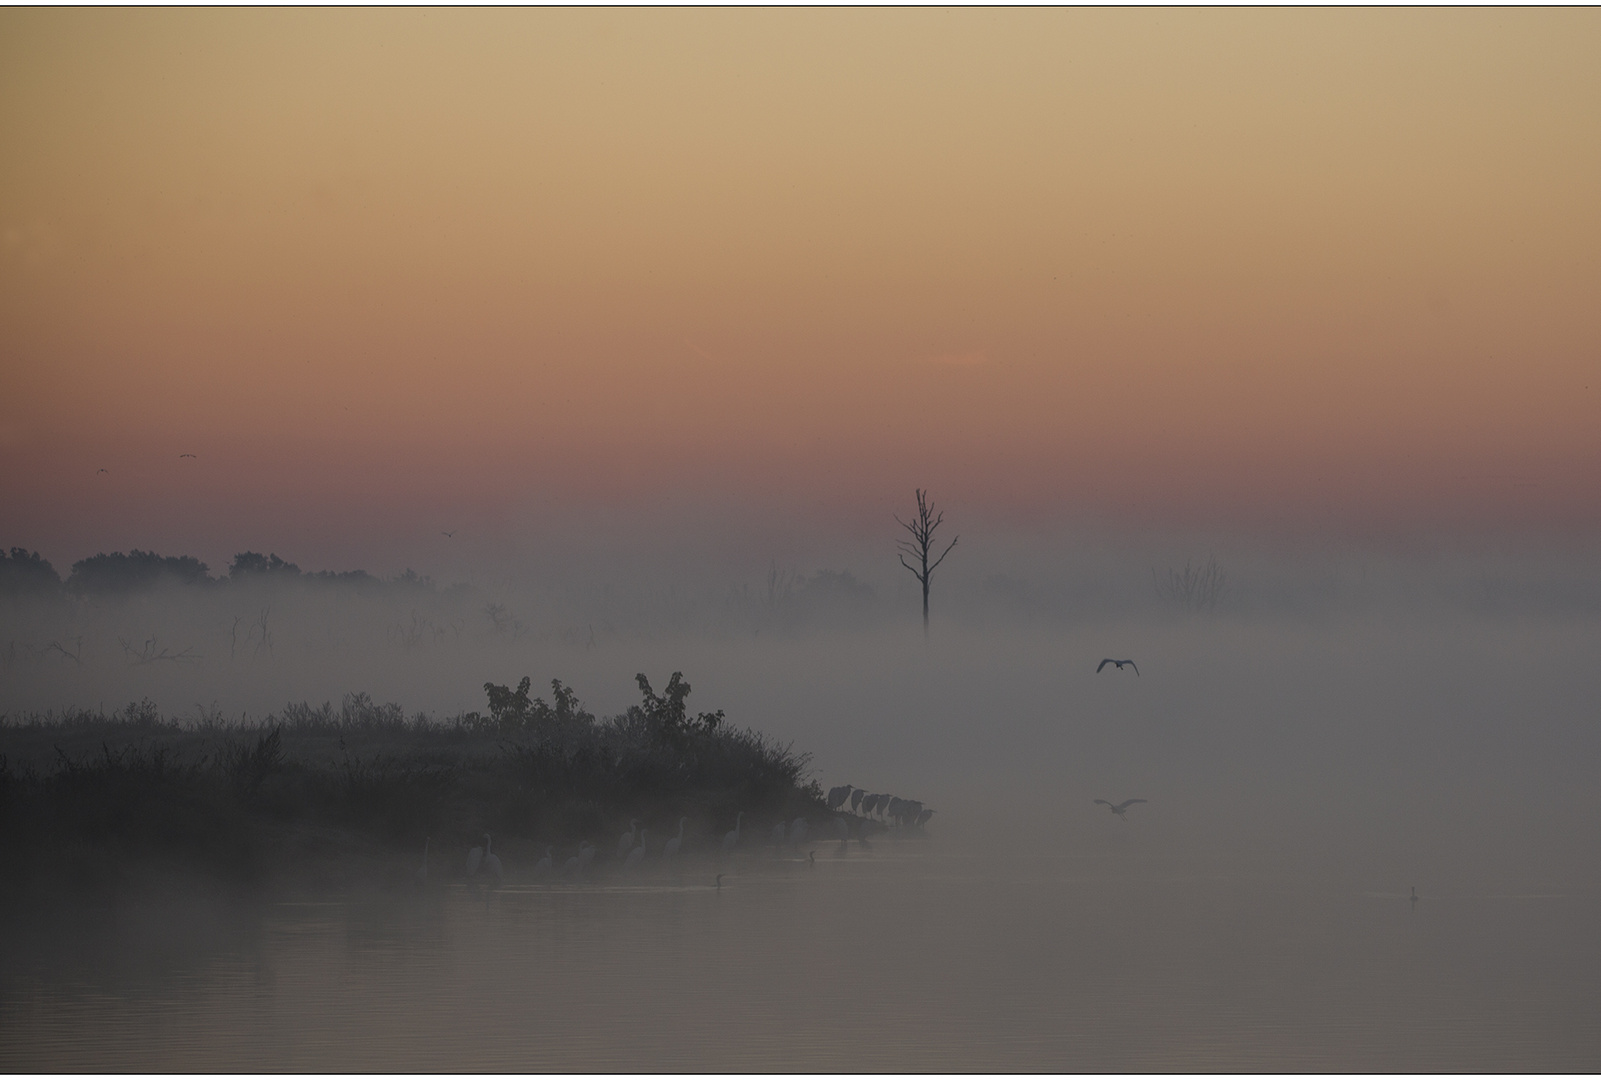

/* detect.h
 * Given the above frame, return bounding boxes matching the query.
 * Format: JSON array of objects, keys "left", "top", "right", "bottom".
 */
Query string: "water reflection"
[{"left": 3, "top": 841, "right": 1599, "bottom": 1071}]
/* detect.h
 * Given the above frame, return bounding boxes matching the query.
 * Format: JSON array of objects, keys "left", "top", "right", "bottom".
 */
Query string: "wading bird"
[
  {"left": 480, "top": 834, "right": 504, "bottom": 885},
  {"left": 1094, "top": 798, "right": 1147, "bottom": 819},
  {"left": 916, "top": 809, "right": 935, "bottom": 827},
  {"left": 827, "top": 784, "right": 853, "bottom": 810},
  {"left": 1096, "top": 658, "right": 1140, "bottom": 675},
  {"left": 467, "top": 839, "right": 484, "bottom": 877},
  {"left": 625, "top": 831, "right": 648, "bottom": 870},
  {"left": 850, "top": 789, "right": 865, "bottom": 813},
  {"left": 663, "top": 817, "right": 688, "bottom": 860},
  {"left": 618, "top": 819, "right": 640, "bottom": 859},
  {"left": 561, "top": 851, "right": 580, "bottom": 877},
  {"left": 723, "top": 811, "right": 744, "bottom": 852},
  {"left": 533, "top": 846, "right": 554, "bottom": 878},
  {"left": 578, "top": 841, "right": 596, "bottom": 874},
  {"left": 716, "top": 874, "right": 724, "bottom": 890}
]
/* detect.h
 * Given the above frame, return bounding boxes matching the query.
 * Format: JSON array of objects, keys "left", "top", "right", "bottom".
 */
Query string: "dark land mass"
[{"left": 0, "top": 672, "right": 871, "bottom": 910}]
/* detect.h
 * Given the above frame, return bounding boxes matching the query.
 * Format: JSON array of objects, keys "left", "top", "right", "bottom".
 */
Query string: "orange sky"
[{"left": 3, "top": 8, "right": 1599, "bottom": 565}]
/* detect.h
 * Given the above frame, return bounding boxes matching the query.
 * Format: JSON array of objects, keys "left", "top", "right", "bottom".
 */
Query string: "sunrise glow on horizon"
[{"left": 3, "top": 7, "right": 1599, "bottom": 568}]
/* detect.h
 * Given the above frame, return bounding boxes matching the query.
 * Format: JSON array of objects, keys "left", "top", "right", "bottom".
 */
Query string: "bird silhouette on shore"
[
  {"left": 1097, "top": 658, "right": 1140, "bottom": 675},
  {"left": 1094, "top": 798, "right": 1147, "bottom": 819}
]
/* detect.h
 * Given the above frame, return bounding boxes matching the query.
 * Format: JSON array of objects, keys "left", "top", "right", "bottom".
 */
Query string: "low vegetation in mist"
[{"left": 0, "top": 673, "right": 826, "bottom": 900}]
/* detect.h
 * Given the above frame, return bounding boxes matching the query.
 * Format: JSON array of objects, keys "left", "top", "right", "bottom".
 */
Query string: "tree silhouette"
[{"left": 896, "top": 489, "right": 958, "bottom": 634}]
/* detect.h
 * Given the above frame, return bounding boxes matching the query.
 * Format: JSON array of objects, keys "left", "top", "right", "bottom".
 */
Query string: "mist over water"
[{"left": 4, "top": 526, "right": 1601, "bottom": 1068}]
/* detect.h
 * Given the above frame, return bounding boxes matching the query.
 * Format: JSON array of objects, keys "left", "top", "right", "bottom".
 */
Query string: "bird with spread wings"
[
  {"left": 1094, "top": 798, "right": 1147, "bottom": 819},
  {"left": 1096, "top": 658, "right": 1139, "bottom": 675}
]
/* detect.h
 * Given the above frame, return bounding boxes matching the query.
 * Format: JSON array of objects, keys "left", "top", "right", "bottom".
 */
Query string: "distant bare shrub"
[{"left": 1155, "top": 555, "right": 1230, "bottom": 612}]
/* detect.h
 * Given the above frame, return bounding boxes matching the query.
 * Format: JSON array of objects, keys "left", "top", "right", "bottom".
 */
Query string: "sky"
[{"left": 3, "top": 7, "right": 1599, "bottom": 572}]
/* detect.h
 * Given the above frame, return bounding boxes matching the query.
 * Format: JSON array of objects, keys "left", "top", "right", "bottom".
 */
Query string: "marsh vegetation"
[{"left": 0, "top": 672, "right": 836, "bottom": 903}]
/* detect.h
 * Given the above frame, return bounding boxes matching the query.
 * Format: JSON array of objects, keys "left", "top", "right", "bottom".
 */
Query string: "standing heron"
[
  {"left": 625, "top": 831, "right": 648, "bottom": 870},
  {"left": 1094, "top": 798, "right": 1147, "bottom": 819},
  {"left": 533, "top": 846, "right": 554, "bottom": 879},
  {"left": 850, "top": 789, "right": 865, "bottom": 814},
  {"left": 723, "top": 811, "right": 745, "bottom": 852},
  {"left": 663, "top": 817, "right": 688, "bottom": 860},
  {"left": 480, "top": 834, "right": 504, "bottom": 885},
  {"left": 618, "top": 819, "right": 640, "bottom": 859}
]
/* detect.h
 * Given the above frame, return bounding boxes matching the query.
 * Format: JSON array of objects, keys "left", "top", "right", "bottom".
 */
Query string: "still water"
[{"left": 3, "top": 840, "right": 1599, "bottom": 1071}]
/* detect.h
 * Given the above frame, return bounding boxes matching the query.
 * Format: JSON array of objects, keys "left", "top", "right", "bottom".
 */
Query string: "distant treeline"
[{"left": 0, "top": 547, "right": 433, "bottom": 597}]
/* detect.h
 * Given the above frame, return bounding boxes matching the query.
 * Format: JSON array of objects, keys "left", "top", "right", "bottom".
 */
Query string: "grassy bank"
[{"left": 0, "top": 673, "right": 842, "bottom": 900}]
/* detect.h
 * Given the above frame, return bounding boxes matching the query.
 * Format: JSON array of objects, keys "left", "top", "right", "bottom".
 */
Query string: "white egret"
[
  {"left": 663, "top": 817, "right": 688, "bottom": 860},
  {"left": 625, "top": 830, "right": 648, "bottom": 870},
  {"left": 533, "top": 846, "right": 554, "bottom": 878},
  {"left": 466, "top": 840, "right": 484, "bottom": 878},
  {"left": 722, "top": 811, "right": 744, "bottom": 852},
  {"left": 561, "top": 853, "right": 580, "bottom": 877},
  {"left": 481, "top": 834, "right": 504, "bottom": 885},
  {"left": 618, "top": 819, "right": 639, "bottom": 859}
]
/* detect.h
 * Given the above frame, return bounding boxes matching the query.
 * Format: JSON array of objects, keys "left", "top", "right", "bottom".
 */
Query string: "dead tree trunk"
[{"left": 896, "top": 488, "right": 958, "bottom": 635}]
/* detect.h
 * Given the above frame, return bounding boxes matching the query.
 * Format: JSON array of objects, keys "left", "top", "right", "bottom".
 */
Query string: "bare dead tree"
[{"left": 896, "top": 488, "right": 959, "bottom": 634}]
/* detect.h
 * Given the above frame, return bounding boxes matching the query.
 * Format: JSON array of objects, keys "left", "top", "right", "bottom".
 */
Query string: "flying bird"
[
  {"left": 1096, "top": 658, "right": 1140, "bottom": 675},
  {"left": 97, "top": 468, "right": 108, "bottom": 475},
  {"left": 179, "top": 453, "right": 197, "bottom": 458},
  {"left": 441, "top": 530, "right": 455, "bottom": 538},
  {"left": 1094, "top": 798, "right": 1147, "bottom": 819}
]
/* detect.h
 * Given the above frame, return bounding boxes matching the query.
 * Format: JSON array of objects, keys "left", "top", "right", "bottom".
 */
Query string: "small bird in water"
[
  {"left": 1094, "top": 798, "right": 1147, "bottom": 819},
  {"left": 716, "top": 873, "right": 724, "bottom": 890},
  {"left": 1096, "top": 658, "right": 1140, "bottom": 676}
]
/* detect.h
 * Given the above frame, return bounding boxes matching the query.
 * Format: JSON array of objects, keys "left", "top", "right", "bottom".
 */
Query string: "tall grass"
[{"left": 0, "top": 674, "right": 826, "bottom": 897}]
